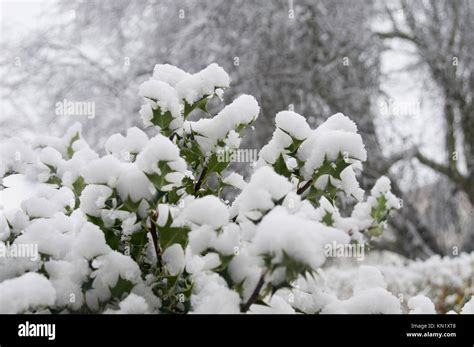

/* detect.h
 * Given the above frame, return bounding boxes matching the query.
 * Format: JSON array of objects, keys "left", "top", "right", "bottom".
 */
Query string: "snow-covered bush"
[
  {"left": 0, "top": 63, "right": 469, "bottom": 314},
  {"left": 322, "top": 251, "right": 474, "bottom": 314}
]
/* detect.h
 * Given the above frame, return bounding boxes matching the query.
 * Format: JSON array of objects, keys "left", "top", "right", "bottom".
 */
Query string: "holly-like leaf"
[
  {"left": 158, "top": 226, "right": 191, "bottom": 250},
  {"left": 144, "top": 161, "right": 174, "bottom": 191},
  {"left": 322, "top": 211, "right": 334, "bottom": 226},
  {"left": 109, "top": 276, "right": 134, "bottom": 299},
  {"left": 184, "top": 95, "right": 210, "bottom": 118},
  {"left": 180, "top": 136, "right": 204, "bottom": 167},
  {"left": 371, "top": 195, "right": 388, "bottom": 222},
  {"left": 279, "top": 128, "right": 304, "bottom": 154},
  {"left": 207, "top": 152, "right": 229, "bottom": 175},
  {"left": 368, "top": 224, "right": 384, "bottom": 237},
  {"left": 67, "top": 132, "right": 80, "bottom": 159},
  {"left": 151, "top": 106, "right": 174, "bottom": 130},
  {"left": 129, "top": 229, "right": 148, "bottom": 260},
  {"left": 72, "top": 176, "right": 85, "bottom": 197},
  {"left": 104, "top": 228, "right": 121, "bottom": 250},
  {"left": 273, "top": 154, "right": 292, "bottom": 178},
  {"left": 280, "top": 251, "right": 313, "bottom": 283},
  {"left": 119, "top": 196, "right": 142, "bottom": 213}
]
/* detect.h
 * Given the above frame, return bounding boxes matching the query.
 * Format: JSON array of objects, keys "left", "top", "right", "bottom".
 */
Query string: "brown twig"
[
  {"left": 297, "top": 179, "right": 313, "bottom": 195},
  {"left": 241, "top": 272, "right": 266, "bottom": 312},
  {"left": 149, "top": 210, "right": 162, "bottom": 268},
  {"left": 194, "top": 166, "right": 208, "bottom": 193}
]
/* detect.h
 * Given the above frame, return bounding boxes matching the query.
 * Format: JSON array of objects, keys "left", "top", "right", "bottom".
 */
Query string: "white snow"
[
  {"left": 354, "top": 266, "right": 387, "bottom": 291},
  {"left": 156, "top": 204, "right": 170, "bottom": 227},
  {"left": 116, "top": 163, "right": 155, "bottom": 203},
  {"left": 39, "top": 147, "right": 64, "bottom": 169},
  {"left": 176, "top": 63, "right": 230, "bottom": 104},
  {"left": 461, "top": 297, "right": 474, "bottom": 314},
  {"left": 136, "top": 134, "right": 186, "bottom": 175},
  {"left": 257, "top": 129, "right": 293, "bottom": 166},
  {"left": 85, "top": 251, "right": 141, "bottom": 311},
  {"left": 105, "top": 127, "right": 149, "bottom": 159},
  {"left": 0, "top": 138, "right": 36, "bottom": 177},
  {"left": 212, "top": 223, "right": 240, "bottom": 256},
  {"left": 223, "top": 172, "right": 246, "bottom": 190},
  {"left": 104, "top": 293, "right": 150, "bottom": 314},
  {"left": 0, "top": 174, "right": 50, "bottom": 216},
  {"left": 340, "top": 166, "right": 365, "bottom": 201},
  {"left": 408, "top": 295, "right": 436, "bottom": 314},
  {"left": 184, "top": 195, "right": 229, "bottom": 229},
  {"left": 139, "top": 79, "right": 182, "bottom": 120},
  {"left": 69, "top": 222, "right": 110, "bottom": 260},
  {"left": 153, "top": 64, "right": 191, "bottom": 87},
  {"left": 188, "top": 225, "right": 215, "bottom": 254},
  {"left": 297, "top": 113, "right": 367, "bottom": 179},
  {"left": 317, "top": 112, "right": 359, "bottom": 133},
  {"left": 45, "top": 259, "right": 89, "bottom": 310},
  {"left": 139, "top": 103, "right": 154, "bottom": 128},
  {"left": 253, "top": 207, "right": 350, "bottom": 270},
  {"left": 185, "top": 94, "right": 259, "bottom": 154},
  {"left": 371, "top": 176, "right": 392, "bottom": 197},
  {"left": 21, "top": 186, "right": 74, "bottom": 218},
  {"left": 190, "top": 273, "right": 240, "bottom": 314},
  {"left": 231, "top": 167, "right": 292, "bottom": 220},
  {"left": 79, "top": 184, "right": 113, "bottom": 217},
  {"left": 163, "top": 244, "right": 185, "bottom": 276},
  {"left": 321, "top": 266, "right": 401, "bottom": 314},
  {"left": 275, "top": 111, "right": 311, "bottom": 140},
  {"left": 321, "top": 287, "right": 401, "bottom": 314},
  {"left": 81, "top": 155, "right": 122, "bottom": 185},
  {"left": 0, "top": 272, "right": 56, "bottom": 313},
  {"left": 249, "top": 295, "right": 296, "bottom": 314}
]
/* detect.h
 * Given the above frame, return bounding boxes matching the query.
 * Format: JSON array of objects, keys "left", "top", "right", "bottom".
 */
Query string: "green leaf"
[
  {"left": 67, "top": 132, "right": 80, "bottom": 159},
  {"left": 129, "top": 229, "right": 148, "bottom": 259},
  {"left": 166, "top": 274, "right": 179, "bottom": 287},
  {"left": 45, "top": 164, "right": 57, "bottom": 174},
  {"left": 167, "top": 189, "right": 181, "bottom": 205},
  {"left": 72, "top": 176, "right": 85, "bottom": 197},
  {"left": 87, "top": 215, "right": 104, "bottom": 227},
  {"left": 87, "top": 215, "right": 121, "bottom": 250},
  {"left": 151, "top": 106, "right": 174, "bottom": 130},
  {"left": 180, "top": 137, "right": 204, "bottom": 167},
  {"left": 279, "top": 128, "right": 304, "bottom": 154},
  {"left": 368, "top": 224, "right": 384, "bottom": 237},
  {"left": 104, "top": 228, "right": 121, "bottom": 250},
  {"left": 46, "top": 175, "right": 62, "bottom": 185},
  {"left": 119, "top": 196, "right": 142, "bottom": 213},
  {"left": 207, "top": 152, "right": 229, "bottom": 176},
  {"left": 313, "top": 153, "right": 351, "bottom": 181},
  {"left": 157, "top": 212, "right": 190, "bottom": 249},
  {"left": 109, "top": 276, "right": 134, "bottom": 299},
  {"left": 184, "top": 95, "right": 212, "bottom": 119},
  {"left": 182, "top": 281, "right": 194, "bottom": 298},
  {"left": 280, "top": 251, "right": 313, "bottom": 283},
  {"left": 214, "top": 254, "right": 234, "bottom": 272},
  {"left": 196, "top": 96, "right": 210, "bottom": 113},
  {"left": 144, "top": 161, "right": 173, "bottom": 191},
  {"left": 305, "top": 185, "right": 324, "bottom": 203},
  {"left": 273, "top": 154, "right": 292, "bottom": 177},
  {"left": 322, "top": 211, "right": 334, "bottom": 226},
  {"left": 371, "top": 195, "right": 388, "bottom": 222},
  {"left": 158, "top": 226, "right": 191, "bottom": 250}
]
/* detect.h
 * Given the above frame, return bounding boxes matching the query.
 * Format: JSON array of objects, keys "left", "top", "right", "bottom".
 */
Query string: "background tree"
[{"left": 377, "top": 0, "right": 474, "bottom": 253}]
